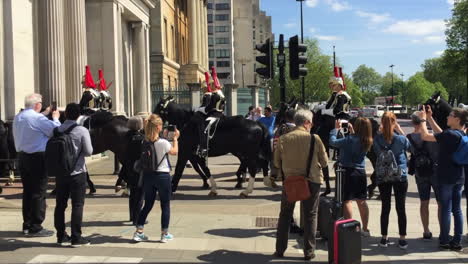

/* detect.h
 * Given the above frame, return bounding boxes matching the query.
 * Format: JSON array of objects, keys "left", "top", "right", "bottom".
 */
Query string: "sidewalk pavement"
[{"left": 1, "top": 153, "right": 468, "bottom": 263}]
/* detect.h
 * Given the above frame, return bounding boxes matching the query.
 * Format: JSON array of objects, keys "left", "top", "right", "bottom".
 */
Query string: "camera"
[
  {"left": 51, "top": 101, "right": 57, "bottom": 112},
  {"left": 167, "top": 125, "right": 176, "bottom": 132},
  {"left": 341, "top": 122, "right": 348, "bottom": 128}
]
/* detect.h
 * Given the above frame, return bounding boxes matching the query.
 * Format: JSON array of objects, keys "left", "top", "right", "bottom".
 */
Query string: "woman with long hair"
[
  {"left": 330, "top": 117, "right": 372, "bottom": 236},
  {"left": 133, "top": 114, "right": 179, "bottom": 243},
  {"left": 374, "top": 112, "right": 410, "bottom": 249}
]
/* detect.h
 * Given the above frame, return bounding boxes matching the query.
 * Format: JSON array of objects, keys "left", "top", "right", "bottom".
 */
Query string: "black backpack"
[
  {"left": 407, "top": 135, "right": 433, "bottom": 177},
  {"left": 139, "top": 140, "right": 167, "bottom": 172},
  {"left": 45, "top": 124, "right": 79, "bottom": 176}
]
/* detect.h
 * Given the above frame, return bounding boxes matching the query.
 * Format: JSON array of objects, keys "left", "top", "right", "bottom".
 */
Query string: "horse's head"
[
  {"left": 424, "top": 91, "right": 451, "bottom": 130},
  {"left": 153, "top": 96, "right": 175, "bottom": 123}
]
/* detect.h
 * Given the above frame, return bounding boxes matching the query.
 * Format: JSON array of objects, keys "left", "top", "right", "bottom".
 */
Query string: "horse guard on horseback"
[{"left": 79, "top": 65, "right": 113, "bottom": 115}]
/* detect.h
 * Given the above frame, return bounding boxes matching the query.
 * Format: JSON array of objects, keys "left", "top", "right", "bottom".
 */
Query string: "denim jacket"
[
  {"left": 329, "top": 129, "right": 367, "bottom": 170},
  {"left": 373, "top": 133, "right": 411, "bottom": 179}
]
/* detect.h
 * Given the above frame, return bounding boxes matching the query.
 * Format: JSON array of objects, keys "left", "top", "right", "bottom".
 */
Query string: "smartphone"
[
  {"left": 51, "top": 101, "right": 57, "bottom": 112},
  {"left": 341, "top": 120, "right": 349, "bottom": 128},
  {"left": 167, "top": 125, "right": 176, "bottom": 132}
]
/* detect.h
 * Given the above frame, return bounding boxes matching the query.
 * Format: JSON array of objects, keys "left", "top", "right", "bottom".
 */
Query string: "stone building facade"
[
  {"left": 0, "top": 0, "right": 156, "bottom": 120},
  {"left": 150, "top": 0, "right": 209, "bottom": 90}
]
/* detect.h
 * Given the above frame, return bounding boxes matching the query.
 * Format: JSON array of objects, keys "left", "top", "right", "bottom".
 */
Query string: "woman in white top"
[{"left": 133, "top": 114, "right": 179, "bottom": 243}]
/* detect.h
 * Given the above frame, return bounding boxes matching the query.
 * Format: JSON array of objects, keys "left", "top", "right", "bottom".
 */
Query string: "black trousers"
[
  {"left": 18, "top": 152, "right": 48, "bottom": 232},
  {"left": 378, "top": 181, "right": 408, "bottom": 236},
  {"left": 54, "top": 172, "right": 87, "bottom": 241}
]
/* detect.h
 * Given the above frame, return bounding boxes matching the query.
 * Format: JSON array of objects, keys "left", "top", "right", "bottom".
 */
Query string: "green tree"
[
  {"left": 345, "top": 77, "right": 364, "bottom": 107},
  {"left": 422, "top": 56, "right": 465, "bottom": 101},
  {"left": 351, "top": 65, "right": 382, "bottom": 93},
  {"left": 380, "top": 72, "right": 403, "bottom": 97},
  {"left": 405, "top": 73, "right": 449, "bottom": 105}
]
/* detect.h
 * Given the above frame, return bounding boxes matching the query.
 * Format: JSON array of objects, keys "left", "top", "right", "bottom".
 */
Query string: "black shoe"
[
  {"left": 272, "top": 252, "right": 284, "bottom": 258},
  {"left": 304, "top": 254, "right": 316, "bottom": 261},
  {"left": 379, "top": 237, "right": 389, "bottom": 247},
  {"left": 57, "top": 235, "right": 72, "bottom": 246},
  {"left": 450, "top": 242, "right": 462, "bottom": 251},
  {"left": 50, "top": 189, "right": 56, "bottom": 196},
  {"left": 71, "top": 237, "right": 91, "bottom": 248},
  {"left": 320, "top": 188, "right": 331, "bottom": 197},
  {"left": 423, "top": 232, "right": 433, "bottom": 241},
  {"left": 29, "top": 229, "right": 54, "bottom": 237},
  {"left": 398, "top": 239, "right": 408, "bottom": 249},
  {"left": 439, "top": 243, "right": 451, "bottom": 250},
  {"left": 89, "top": 188, "right": 96, "bottom": 195}
]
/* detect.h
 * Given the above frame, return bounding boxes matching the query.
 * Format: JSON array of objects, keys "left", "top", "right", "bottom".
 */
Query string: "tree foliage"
[
  {"left": 352, "top": 65, "right": 382, "bottom": 93},
  {"left": 406, "top": 72, "right": 449, "bottom": 105}
]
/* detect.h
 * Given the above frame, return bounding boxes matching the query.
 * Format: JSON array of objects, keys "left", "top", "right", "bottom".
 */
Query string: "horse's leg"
[
  {"left": 189, "top": 157, "right": 209, "bottom": 189},
  {"left": 195, "top": 158, "right": 218, "bottom": 196},
  {"left": 240, "top": 160, "right": 256, "bottom": 197},
  {"left": 235, "top": 161, "right": 246, "bottom": 189},
  {"left": 86, "top": 171, "right": 96, "bottom": 194},
  {"left": 366, "top": 150, "right": 378, "bottom": 199},
  {"left": 320, "top": 145, "right": 332, "bottom": 197},
  {"left": 172, "top": 153, "right": 190, "bottom": 193}
]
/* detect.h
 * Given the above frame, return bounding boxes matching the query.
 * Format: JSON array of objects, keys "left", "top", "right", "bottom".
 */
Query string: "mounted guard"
[
  {"left": 79, "top": 65, "right": 101, "bottom": 115},
  {"left": 196, "top": 67, "right": 226, "bottom": 158},
  {"left": 97, "top": 69, "right": 113, "bottom": 111},
  {"left": 322, "top": 66, "right": 352, "bottom": 120}
]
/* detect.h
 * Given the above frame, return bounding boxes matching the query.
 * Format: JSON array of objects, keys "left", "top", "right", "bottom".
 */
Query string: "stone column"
[
  {"left": 188, "top": 0, "right": 198, "bottom": 64},
  {"left": 133, "top": 22, "right": 149, "bottom": 115},
  {"left": 197, "top": 0, "right": 202, "bottom": 68},
  {"left": 145, "top": 24, "right": 152, "bottom": 112},
  {"left": 249, "top": 85, "right": 259, "bottom": 107},
  {"left": 202, "top": 3, "right": 208, "bottom": 70},
  {"left": 0, "top": 0, "right": 4, "bottom": 120},
  {"left": 187, "top": 83, "right": 201, "bottom": 110},
  {"left": 64, "top": 0, "right": 87, "bottom": 103},
  {"left": 264, "top": 87, "right": 270, "bottom": 106},
  {"left": 40, "top": 0, "right": 66, "bottom": 106},
  {"left": 225, "top": 84, "right": 239, "bottom": 116}
]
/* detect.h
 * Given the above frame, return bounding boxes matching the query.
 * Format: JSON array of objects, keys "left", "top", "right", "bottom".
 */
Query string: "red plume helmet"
[
  {"left": 339, "top": 67, "right": 346, "bottom": 90},
  {"left": 334, "top": 66, "right": 340, "bottom": 78},
  {"left": 204, "top": 72, "right": 212, "bottom": 92},
  {"left": 211, "top": 66, "right": 221, "bottom": 90},
  {"left": 84, "top": 65, "right": 96, "bottom": 88},
  {"left": 98, "top": 69, "right": 108, "bottom": 91}
]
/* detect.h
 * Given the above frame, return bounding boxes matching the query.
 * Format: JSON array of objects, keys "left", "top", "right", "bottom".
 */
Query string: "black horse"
[{"left": 154, "top": 97, "right": 271, "bottom": 197}]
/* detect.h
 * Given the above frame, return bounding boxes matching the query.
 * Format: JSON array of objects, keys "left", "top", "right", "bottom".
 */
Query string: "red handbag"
[{"left": 284, "top": 135, "right": 315, "bottom": 202}]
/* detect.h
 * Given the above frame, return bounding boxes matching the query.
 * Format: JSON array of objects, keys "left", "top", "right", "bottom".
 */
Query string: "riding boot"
[
  {"left": 197, "top": 121, "right": 208, "bottom": 158},
  {"left": 320, "top": 167, "right": 331, "bottom": 197}
]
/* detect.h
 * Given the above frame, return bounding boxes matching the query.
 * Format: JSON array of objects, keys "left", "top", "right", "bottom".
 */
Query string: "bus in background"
[
  {"left": 386, "top": 105, "right": 409, "bottom": 118},
  {"left": 361, "top": 105, "right": 385, "bottom": 118}
]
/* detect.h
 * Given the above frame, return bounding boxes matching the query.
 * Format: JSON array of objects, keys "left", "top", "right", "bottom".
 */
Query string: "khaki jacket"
[{"left": 274, "top": 127, "right": 328, "bottom": 184}]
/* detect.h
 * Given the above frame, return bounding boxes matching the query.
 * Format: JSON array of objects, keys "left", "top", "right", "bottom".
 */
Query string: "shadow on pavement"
[
  {"left": 205, "top": 228, "right": 276, "bottom": 239},
  {"left": 197, "top": 249, "right": 315, "bottom": 264}
]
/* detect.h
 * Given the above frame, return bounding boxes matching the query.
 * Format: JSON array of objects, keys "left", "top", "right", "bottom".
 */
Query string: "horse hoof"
[
  {"left": 208, "top": 191, "right": 218, "bottom": 197},
  {"left": 234, "top": 183, "right": 243, "bottom": 189},
  {"left": 202, "top": 183, "right": 210, "bottom": 189},
  {"left": 239, "top": 192, "right": 248, "bottom": 198}
]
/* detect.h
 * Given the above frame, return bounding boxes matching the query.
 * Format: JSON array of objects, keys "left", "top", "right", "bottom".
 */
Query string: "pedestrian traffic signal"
[
  {"left": 255, "top": 38, "right": 275, "bottom": 79},
  {"left": 289, "top": 35, "right": 308, "bottom": 80}
]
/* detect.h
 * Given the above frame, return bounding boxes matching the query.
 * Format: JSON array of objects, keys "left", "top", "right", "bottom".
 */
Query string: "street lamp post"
[
  {"left": 296, "top": 0, "right": 305, "bottom": 103},
  {"left": 400, "top": 73, "right": 405, "bottom": 105},
  {"left": 390, "top": 64, "right": 395, "bottom": 110}
]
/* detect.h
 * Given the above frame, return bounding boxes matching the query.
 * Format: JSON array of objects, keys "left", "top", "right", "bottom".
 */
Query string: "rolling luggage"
[
  {"left": 324, "top": 165, "right": 362, "bottom": 264},
  {"left": 318, "top": 165, "right": 344, "bottom": 240}
]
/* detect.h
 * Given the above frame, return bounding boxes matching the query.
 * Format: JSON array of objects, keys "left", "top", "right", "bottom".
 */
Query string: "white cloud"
[
  {"left": 434, "top": 50, "right": 444, "bottom": 56},
  {"left": 355, "top": 11, "right": 391, "bottom": 24},
  {"left": 384, "top": 19, "right": 446, "bottom": 36},
  {"left": 309, "top": 27, "right": 317, "bottom": 33},
  {"left": 411, "top": 35, "right": 445, "bottom": 44},
  {"left": 447, "top": 0, "right": 454, "bottom": 5},
  {"left": 324, "top": 0, "right": 351, "bottom": 12},
  {"left": 284, "top": 22, "right": 297, "bottom": 29},
  {"left": 305, "top": 0, "right": 319, "bottom": 8},
  {"left": 315, "top": 35, "right": 343, "bottom": 41}
]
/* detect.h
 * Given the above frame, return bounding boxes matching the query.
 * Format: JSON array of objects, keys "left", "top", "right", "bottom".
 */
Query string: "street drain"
[{"left": 256, "top": 217, "right": 279, "bottom": 228}]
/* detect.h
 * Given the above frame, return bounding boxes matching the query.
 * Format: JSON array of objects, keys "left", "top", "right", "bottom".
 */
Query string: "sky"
[{"left": 260, "top": 0, "right": 455, "bottom": 79}]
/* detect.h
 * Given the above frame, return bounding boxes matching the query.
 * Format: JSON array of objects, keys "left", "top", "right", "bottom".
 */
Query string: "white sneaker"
[
  {"left": 160, "top": 233, "right": 174, "bottom": 243},
  {"left": 133, "top": 232, "right": 148, "bottom": 242},
  {"left": 361, "top": 230, "right": 371, "bottom": 237}
]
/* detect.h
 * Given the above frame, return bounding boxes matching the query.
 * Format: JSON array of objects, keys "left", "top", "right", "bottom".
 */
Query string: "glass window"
[
  {"left": 218, "top": 72, "right": 230, "bottom": 79},
  {"left": 215, "top": 14, "right": 229, "bottom": 21},
  {"left": 215, "top": 3, "right": 230, "bottom": 10},
  {"left": 209, "top": 61, "right": 214, "bottom": 68},
  {"left": 208, "top": 14, "right": 213, "bottom": 23},
  {"left": 217, "top": 61, "right": 230, "bottom": 67},
  {"left": 208, "top": 37, "right": 214, "bottom": 46},
  {"left": 253, "top": 30, "right": 256, "bottom": 39},
  {"left": 208, "top": 26, "right": 213, "bottom": 35},
  {"left": 207, "top": 3, "right": 213, "bottom": 9},
  {"left": 216, "top": 37, "right": 229, "bottom": 44},
  {"left": 215, "top": 49, "right": 230, "bottom": 58},
  {"left": 209, "top": 50, "right": 215, "bottom": 58},
  {"left": 215, "top": 26, "right": 229, "bottom": 32}
]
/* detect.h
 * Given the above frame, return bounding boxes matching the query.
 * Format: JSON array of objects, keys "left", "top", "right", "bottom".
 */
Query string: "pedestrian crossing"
[{"left": 27, "top": 254, "right": 142, "bottom": 264}]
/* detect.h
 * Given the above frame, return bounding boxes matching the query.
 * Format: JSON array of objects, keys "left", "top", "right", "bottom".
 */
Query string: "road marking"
[{"left": 27, "top": 254, "right": 142, "bottom": 264}]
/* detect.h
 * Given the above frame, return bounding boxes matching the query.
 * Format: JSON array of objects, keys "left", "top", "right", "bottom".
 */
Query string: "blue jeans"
[
  {"left": 136, "top": 172, "right": 171, "bottom": 231},
  {"left": 439, "top": 183, "right": 463, "bottom": 244}
]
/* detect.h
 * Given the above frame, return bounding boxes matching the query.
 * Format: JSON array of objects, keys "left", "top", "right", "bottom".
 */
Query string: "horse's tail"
[{"left": 258, "top": 123, "right": 272, "bottom": 162}]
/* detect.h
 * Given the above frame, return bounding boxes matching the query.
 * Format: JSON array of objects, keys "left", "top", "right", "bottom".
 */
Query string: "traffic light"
[
  {"left": 255, "top": 38, "right": 275, "bottom": 79},
  {"left": 289, "top": 35, "right": 308, "bottom": 80}
]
